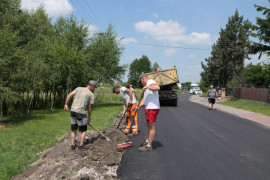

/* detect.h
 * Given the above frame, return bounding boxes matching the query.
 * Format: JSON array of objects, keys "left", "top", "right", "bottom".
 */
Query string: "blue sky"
[{"left": 21, "top": 0, "right": 269, "bottom": 83}]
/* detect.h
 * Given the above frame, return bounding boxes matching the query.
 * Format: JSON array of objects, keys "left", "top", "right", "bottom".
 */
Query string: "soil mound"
[{"left": 12, "top": 117, "right": 128, "bottom": 180}]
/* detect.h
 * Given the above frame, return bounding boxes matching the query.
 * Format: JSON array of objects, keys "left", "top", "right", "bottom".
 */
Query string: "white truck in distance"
[{"left": 190, "top": 84, "right": 202, "bottom": 95}]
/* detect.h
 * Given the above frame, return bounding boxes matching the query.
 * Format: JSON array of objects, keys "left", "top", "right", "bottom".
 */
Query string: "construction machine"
[{"left": 146, "top": 66, "right": 179, "bottom": 106}]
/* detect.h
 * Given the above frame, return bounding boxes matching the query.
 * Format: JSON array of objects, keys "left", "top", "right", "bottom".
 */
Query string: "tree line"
[
  {"left": 0, "top": 0, "right": 125, "bottom": 120},
  {"left": 200, "top": 2, "right": 270, "bottom": 89},
  {"left": 127, "top": 55, "right": 160, "bottom": 87}
]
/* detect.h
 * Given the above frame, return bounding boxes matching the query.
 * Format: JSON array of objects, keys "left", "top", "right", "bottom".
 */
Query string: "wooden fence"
[{"left": 233, "top": 88, "right": 270, "bottom": 104}]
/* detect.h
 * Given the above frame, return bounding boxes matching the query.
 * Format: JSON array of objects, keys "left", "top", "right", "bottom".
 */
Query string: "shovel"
[
  {"left": 87, "top": 123, "right": 111, "bottom": 141},
  {"left": 64, "top": 109, "right": 111, "bottom": 141},
  {"left": 116, "top": 106, "right": 129, "bottom": 129}
]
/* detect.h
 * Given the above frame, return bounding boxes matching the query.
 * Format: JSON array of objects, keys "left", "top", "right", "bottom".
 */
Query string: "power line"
[
  {"left": 83, "top": 0, "right": 105, "bottom": 30},
  {"left": 57, "top": 1, "right": 87, "bottom": 24},
  {"left": 72, "top": 0, "right": 94, "bottom": 25},
  {"left": 120, "top": 40, "right": 211, "bottom": 50}
]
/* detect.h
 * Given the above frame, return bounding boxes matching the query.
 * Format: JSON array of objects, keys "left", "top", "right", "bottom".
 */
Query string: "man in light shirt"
[
  {"left": 64, "top": 80, "right": 97, "bottom": 150},
  {"left": 136, "top": 74, "right": 160, "bottom": 152},
  {"left": 113, "top": 86, "right": 139, "bottom": 135}
]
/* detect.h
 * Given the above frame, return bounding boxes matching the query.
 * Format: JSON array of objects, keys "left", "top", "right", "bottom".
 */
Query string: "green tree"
[
  {"left": 250, "top": 1, "right": 270, "bottom": 58},
  {"left": 0, "top": 0, "right": 24, "bottom": 117},
  {"left": 87, "top": 24, "right": 126, "bottom": 83},
  {"left": 128, "top": 55, "right": 152, "bottom": 87},
  {"left": 181, "top": 82, "right": 192, "bottom": 90},
  {"left": 201, "top": 10, "right": 251, "bottom": 88},
  {"left": 201, "top": 45, "right": 221, "bottom": 87},
  {"left": 0, "top": 2, "right": 127, "bottom": 116},
  {"left": 152, "top": 62, "right": 161, "bottom": 71},
  {"left": 0, "top": 0, "right": 21, "bottom": 29},
  {"left": 243, "top": 63, "right": 270, "bottom": 88},
  {"left": 0, "top": 26, "right": 21, "bottom": 121}
]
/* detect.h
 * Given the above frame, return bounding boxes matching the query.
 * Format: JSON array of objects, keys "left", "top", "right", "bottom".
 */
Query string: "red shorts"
[{"left": 145, "top": 109, "right": 159, "bottom": 123}]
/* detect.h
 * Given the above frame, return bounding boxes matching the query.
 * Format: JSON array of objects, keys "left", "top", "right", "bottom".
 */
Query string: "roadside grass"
[
  {"left": 0, "top": 96, "right": 122, "bottom": 180},
  {"left": 218, "top": 98, "right": 270, "bottom": 116},
  {"left": 200, "top": 92, "right": 207, "bottom": 97}
]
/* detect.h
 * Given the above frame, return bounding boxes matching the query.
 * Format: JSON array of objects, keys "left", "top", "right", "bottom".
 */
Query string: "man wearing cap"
[
  {"left": 206, "top": 85, "right": 219, "bottom": 110},
  {"left": 64, "top": 80, "right": 97, "bottom": 150},
  {"left": 113, "top": 86, "right": 139, "bottom": 135},
  {"left": 136, "top": 74, "right": 160, "bottom": 152}
]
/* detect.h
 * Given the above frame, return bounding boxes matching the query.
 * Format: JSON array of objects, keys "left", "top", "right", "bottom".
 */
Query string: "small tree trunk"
[
  {"left": 66, "top": 88, "right": 70, "bottom": 97},
  {"left": 37, "top": 91, "right": 39, "bottom": 108},
  {"left": 27, "top": 91, "right": 29, "bottom": 102},
  {"left": 22, "top": 92, "right": 24, "bottom": 106},
  {"left": 45, "top": 91, "right": 48, "bottom": 108},
  {"left": 51, "top": 92, "right": 54, "bottom": 109},
  {"left": 49, "top": 91, "right": 52, "bottom": 108},
  {"left": 0, "top": 98, "right": 3, "bottom": 123},
  {"left": 97, "top": 87, "right": 100, "bottom": 105},
  {"left": 28, "top": 93, "right": 33, "bottom": 114}
]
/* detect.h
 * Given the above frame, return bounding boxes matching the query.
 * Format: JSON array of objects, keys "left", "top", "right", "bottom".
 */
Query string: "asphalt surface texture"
[{"left": 117, "top": 92, "right": 270, "bottom": 180}]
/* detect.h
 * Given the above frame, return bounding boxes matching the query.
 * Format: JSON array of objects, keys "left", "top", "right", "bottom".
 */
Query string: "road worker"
[
  {"left": 64, "top": 80, "right": 97, "bottom": 150},
  {"left": 136, "top": 74, "right": 160, "bottom": 152},
  {"left": 113, "top": 86, "right": 139, "bottom": 135}
]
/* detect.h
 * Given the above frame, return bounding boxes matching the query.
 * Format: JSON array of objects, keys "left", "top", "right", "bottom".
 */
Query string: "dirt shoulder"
[{"left": 12, "top": 116, "right": 128, "bottom": 180}]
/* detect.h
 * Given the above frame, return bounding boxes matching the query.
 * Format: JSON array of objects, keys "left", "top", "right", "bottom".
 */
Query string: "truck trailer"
[{"left": 146, "top": 66, "right": 179, "bottom": 106}]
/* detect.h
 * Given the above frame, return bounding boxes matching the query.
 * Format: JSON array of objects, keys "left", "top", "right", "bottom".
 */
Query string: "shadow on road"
[{"left": 152, "top": 140, "right": 163, "bottom": 150}]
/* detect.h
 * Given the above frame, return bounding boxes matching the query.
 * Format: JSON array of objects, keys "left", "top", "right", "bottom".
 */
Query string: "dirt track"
[{"left": 12, "top": 116, "right": 129, "bottom": 180}]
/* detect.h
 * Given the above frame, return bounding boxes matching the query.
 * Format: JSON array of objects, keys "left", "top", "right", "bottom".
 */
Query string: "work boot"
[
  {"left": 140, "top": 141, "right": 148, "bottom": 147},
  {"left": 124, "top": 129, "right": 131, "bottom": 135},
  {"left": 138, "top": 145, "right": 153, "bottom": 152},
  {"left": 71, "top": 145, "right": 77, "bottom": 150}
]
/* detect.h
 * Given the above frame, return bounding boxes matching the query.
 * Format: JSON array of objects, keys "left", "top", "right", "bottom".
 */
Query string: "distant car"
[{"left": 193, "top": 89, "right": 202, "bottom": 95}]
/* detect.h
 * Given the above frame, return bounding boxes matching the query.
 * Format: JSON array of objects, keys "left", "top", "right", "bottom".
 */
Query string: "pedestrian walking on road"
[
  {"left": 113, "top": 86, "right": 139, "bottom": 135},
  {"left": 64, "top": 80, "right": 97, "bottom": 150},
  {"left": 206, "top": 85, "right": 218, "bottom": 110},
  {"left": 136, "top": 74, "right": 160, "bottom": 152}
]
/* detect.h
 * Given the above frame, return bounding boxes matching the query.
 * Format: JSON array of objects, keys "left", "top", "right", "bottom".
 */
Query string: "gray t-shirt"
[
  {"left": 208, "top": 89, "right": 217, "bottom": 99},
  {"left": 71, "top": 87, "right": 94, "bottom": 114}
]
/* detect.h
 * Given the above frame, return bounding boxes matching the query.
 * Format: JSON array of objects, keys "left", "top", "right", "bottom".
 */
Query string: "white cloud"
[
  {"left": 188, "top": 54, "right": 196, "bottom": 59},
  {"left": 21, "top": 0, "right": 73, "bottom": 17},
  {"left": 163, "top": 48, "right": 178, "bottom": 57},
  {"left": 134, "top": 20, "right": 211, "bottom": 46},
  {"left": 120, "top": 37, "right": 138, "bottom": 45},
  {"left": 86, "top": 24, "right": 100, "bottom": 36}
]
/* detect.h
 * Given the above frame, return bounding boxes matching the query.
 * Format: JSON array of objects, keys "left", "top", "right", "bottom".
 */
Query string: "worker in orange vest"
[{"left": 113, "top": 86, "right": 139, "bottom": 135}]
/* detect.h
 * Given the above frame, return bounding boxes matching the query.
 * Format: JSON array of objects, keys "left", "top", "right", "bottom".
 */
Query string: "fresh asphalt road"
[{"left": 117, "top": 92, "right": 270, "bottom": 180}]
